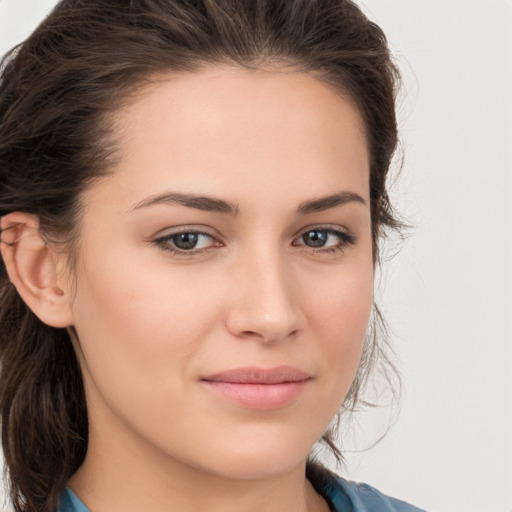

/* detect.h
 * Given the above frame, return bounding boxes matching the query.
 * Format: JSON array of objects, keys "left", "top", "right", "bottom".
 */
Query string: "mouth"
[{"left": 201, "top": 366, "right": 312, "bottom": 410}]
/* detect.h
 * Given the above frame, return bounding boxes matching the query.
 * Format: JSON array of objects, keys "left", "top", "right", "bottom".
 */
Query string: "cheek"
[
  {"left": 323, "top": 277, "right": 373, "bottom": 345},
  {"left": 69, "top": 248, "right": 221, "bottom": 399},
  {"left": 304, "top": 259, "right": 374, "bottom": 390}
]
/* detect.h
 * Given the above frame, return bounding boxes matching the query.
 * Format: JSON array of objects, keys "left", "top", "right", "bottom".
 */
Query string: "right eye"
[{"left": 154, "top": 230, "right": 221, "bottom": 255}]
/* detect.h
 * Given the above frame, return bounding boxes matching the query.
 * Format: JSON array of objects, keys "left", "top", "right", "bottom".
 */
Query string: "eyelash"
[{"left": 153, "top": 227, "right": 356, "bottom": 257}]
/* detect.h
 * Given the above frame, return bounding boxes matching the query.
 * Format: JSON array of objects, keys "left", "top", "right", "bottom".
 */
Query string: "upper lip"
[{"left": 202, "top": 366, "right": 312, "bottom": 384}]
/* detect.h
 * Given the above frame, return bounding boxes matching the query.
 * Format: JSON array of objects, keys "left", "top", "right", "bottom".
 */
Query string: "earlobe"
[{"left": 0, "top": 212, "right": 74, "bottom": 328}]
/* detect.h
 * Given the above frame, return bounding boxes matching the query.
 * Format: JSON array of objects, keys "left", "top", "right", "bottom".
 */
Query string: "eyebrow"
[
  {"left": 129, "top": 190, "right": 366, "bottom": 216},
  {"left": 296, "top": 191, "right": 366, "bottom": 214},
  {"left": 129, "top": 192, "right": 240, "bottom": 216}
]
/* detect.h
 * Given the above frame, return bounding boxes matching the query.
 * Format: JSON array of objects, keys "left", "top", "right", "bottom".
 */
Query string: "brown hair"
[{"left": 0, "top": 1, "right": 402, "bottom": 510}]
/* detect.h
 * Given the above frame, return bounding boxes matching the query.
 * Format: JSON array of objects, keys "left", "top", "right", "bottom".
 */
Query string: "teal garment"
[
  {"left": 311, "top": 467, "right": 427, "bottom": 512},
  {"left": 58, "top": 487, "right": 88, "bottom": 512},
  {"left": 58, "top": 469, "right": 426, "bottom": 512}
]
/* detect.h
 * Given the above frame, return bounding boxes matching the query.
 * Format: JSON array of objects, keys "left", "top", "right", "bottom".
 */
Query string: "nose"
[{"left": 224, "top": 246, "right": 306, "bottom": 344}]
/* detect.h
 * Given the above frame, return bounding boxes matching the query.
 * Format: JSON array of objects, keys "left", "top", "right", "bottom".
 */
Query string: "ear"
[{"left": 0, "top": 212, "right": 74, "bottom": 328}]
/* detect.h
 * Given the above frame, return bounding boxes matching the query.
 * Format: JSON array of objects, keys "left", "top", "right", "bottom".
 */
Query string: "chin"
[
  {"left": 179, "top": 427, "right": 314, "bottom": 481},
  {"left": 205, "top": 452, "right": 306, "bottom": 481}
]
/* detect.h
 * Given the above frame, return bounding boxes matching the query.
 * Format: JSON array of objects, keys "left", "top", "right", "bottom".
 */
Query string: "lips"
[
  {"left": 203, "top": 365, "right": 311, "bottom": 384},
  {"left": 201, "top": 366, "right": 311, "bottom": 410}
]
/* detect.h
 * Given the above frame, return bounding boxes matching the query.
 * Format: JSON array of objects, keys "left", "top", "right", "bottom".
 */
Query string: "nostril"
[{"left": 239, "top": 329, "right": 300, "bottom": 345}]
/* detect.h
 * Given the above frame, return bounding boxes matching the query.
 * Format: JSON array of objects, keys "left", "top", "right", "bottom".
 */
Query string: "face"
[{"left": 67, "top": 65, "right": 373, "bottom": 481}]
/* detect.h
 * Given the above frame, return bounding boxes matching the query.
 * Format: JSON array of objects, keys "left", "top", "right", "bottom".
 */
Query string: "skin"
[{"left": 2, "top": 65, "right": 373, "bottom": 512}]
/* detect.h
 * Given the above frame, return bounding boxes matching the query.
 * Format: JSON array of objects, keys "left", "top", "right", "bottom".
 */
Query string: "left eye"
[{"left": 294, "top": 228, "right": 354, "bottom": 249}]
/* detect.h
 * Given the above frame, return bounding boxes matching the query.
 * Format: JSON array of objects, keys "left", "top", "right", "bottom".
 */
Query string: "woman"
[{"left": 0, "top": 1, "right": 425, "bottom": 511}]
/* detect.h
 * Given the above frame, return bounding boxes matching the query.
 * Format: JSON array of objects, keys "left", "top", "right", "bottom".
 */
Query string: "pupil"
[
  {"left": 173, "top": 233, "right": 198, "bottom": 250},
  {"left": 304, "top": 230, "right": 327, "bottom": 247}
]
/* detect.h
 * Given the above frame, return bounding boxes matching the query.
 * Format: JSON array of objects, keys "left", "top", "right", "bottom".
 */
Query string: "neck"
[{"left": 68, "top": 421, "right": 329, "bottom": 512}]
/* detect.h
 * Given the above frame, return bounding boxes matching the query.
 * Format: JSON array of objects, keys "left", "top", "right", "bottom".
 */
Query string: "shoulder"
[
  {"left": 308, "top": 464, "right": 427, "bottom": 512},
  {"left": 329, "top": 478, "right": 427, "bottom": 512}
]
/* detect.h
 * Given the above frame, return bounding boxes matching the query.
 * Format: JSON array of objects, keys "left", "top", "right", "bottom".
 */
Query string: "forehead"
[{"left": 94, "top": 65, "right": 370, "bottom": 210}]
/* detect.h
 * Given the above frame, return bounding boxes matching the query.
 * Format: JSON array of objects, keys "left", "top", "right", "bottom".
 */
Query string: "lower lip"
[{"left": 202, "top": 380, "right": 309, "bottom": 410}]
